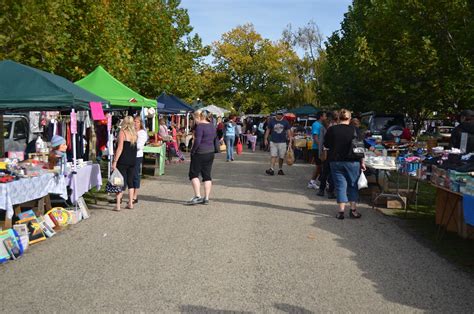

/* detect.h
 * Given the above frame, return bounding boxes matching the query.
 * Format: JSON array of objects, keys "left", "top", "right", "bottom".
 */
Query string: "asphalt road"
[{"left": 1, "top": 150, "right": 473, "bottom": 313}]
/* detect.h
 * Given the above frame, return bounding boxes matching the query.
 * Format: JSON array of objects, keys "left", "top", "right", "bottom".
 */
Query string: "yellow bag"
[
  {"left": 219, "top": 142, "right": 227, "bottom": 152},
  {"left": 294, "top": 138, "right": 307, "bottom": 148},
  {"left": 286, "top": 146, "right": 295, "bottom": 166}
]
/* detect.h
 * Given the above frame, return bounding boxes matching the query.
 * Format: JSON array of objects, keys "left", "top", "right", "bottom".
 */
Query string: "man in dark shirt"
[
  {"left": 450, "top": 110, "right": 474, "bottom": 153},
  {"left": 264, "top": 110, "right": 292, "bottom": 175}
]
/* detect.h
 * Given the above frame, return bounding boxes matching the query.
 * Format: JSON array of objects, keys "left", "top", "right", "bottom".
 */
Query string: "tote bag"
[
  {"left": 236, "top": 139, "right": 243, "bottom": 155},
  {"left": 286, "top": 146, "right": 295, "bottom": 166}
]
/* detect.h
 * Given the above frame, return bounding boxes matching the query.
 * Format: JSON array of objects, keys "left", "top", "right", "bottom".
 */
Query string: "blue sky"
[{"left": 180, "top": 0, "right": 352, "bottom": 47}]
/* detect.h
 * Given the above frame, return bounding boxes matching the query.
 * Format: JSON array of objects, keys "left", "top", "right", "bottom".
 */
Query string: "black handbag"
[{"left": 349, "top": 127, "right": 365, "bottom": 159}]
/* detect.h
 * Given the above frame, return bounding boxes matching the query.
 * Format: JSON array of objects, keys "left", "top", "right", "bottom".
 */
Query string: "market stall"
[
  {"left": 156, "top": 92, "right": 194, "bottom": 155},
  {"left": 0, "top": 60, "right": 107, "bottom": 227},
  {"left": 75, "top": 65, "right": 157, "bottom": 179},
  {"left": 0, "top": 171, "right": 67, "bottom": 229},
  {"left": 362, "top": 134, "right": 474, "bottom": 239}
]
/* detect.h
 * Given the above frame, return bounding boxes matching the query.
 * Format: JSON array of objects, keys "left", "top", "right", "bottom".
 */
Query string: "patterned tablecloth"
[
  {"left": 0, "top": 173, "right": 68, "bottom": 219},
  {"left": 67, "top": 164, "right": 102, "bottom": 204}
]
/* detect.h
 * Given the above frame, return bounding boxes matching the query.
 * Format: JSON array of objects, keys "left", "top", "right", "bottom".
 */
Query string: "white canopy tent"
[{"left": 200, "top": 104, "right": 230, "bottom": 117}]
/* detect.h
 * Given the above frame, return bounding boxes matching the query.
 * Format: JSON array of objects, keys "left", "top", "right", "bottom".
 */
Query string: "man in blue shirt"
[
  {"left": 307, "top": 111, "right": 327, "bottom": 189},
  {"left": 264, "top": 110, "right": 292, "bottom": 175}
]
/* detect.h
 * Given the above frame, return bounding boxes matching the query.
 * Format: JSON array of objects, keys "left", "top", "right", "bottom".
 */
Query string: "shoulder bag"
[{"left": 349, "top": 127, "right": 365, "bottom": 159}]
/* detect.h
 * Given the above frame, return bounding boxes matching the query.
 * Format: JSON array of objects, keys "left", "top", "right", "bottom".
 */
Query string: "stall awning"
[
  {"left": 75, "top": 65, "right": 156, "bottom": 108},
  {"left": 288, "top": 104, "right": 320, "bottom": 116},
  {"left": 0, "top": 60, "right": 108, "bottom": 111},
  {"left": 157, "top": 92, "right": 194, "bottom": 113}
]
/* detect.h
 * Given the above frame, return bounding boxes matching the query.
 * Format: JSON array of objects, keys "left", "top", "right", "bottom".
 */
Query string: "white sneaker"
[{"left": 307, "top": 181, "right": 317, "bottom": 189}]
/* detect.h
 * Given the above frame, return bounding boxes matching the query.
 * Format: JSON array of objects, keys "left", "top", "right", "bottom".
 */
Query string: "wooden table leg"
[
  {"left": 3, "top": 218, "right": 12, "bottom": 229},
  {"left": 154, "top": 154, "right": 160, "bottom": 177},
  {"left": 44, "top": 194, "right": 52, "bottom": 212}
]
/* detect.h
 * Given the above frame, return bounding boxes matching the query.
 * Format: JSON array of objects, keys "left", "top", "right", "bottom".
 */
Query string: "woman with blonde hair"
[
  {"left": 187, "top": 109, "right": 217, "bottom": 205},
  {"left": 131, "top": 116, "right": 148, "bottom": 204},
  {"left": 112, "top": 116, "right": 138, "bottom": 211},
  {"left": 324, "top": 109, "right": 366, "bottom": 219}
]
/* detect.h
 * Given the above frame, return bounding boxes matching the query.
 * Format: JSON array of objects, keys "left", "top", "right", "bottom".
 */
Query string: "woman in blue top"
[
  {"left": 223, "top": 115, "right": 237, "bottom": 162},
  {"left": 187, "top": 110, "right": 217, "bottom": 205}
]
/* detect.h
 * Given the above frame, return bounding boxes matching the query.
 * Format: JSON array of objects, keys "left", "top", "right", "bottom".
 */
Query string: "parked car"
[
  {"left": 360, "top": 112, "right": 406, "bottom": 140},
  {"left": 3, "top": 115, "right": 29, "bottom": 152}
]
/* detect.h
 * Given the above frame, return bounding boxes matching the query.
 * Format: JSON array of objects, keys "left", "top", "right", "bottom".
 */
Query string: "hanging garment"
[
  {"left": 28, "top": 112, "right": 43, "bottom": 133},
  {"left": 66, "top": 123, "right": 72, "bottom": 151}
]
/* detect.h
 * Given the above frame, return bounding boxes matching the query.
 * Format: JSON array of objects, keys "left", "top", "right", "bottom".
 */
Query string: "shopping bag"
[
  {"left": 219, "top": 141, "right": 227, "bottom": 152},
  {"left": 358, "top": 171, "right": 368, "bottom": 189},
  {"left": 236, "top": 139, "right": 243, "bottom": 155},
  {"left": 286, "top": 146, "right": 295, "bottom": 166},
  {"left": 109, "top": 169, "right": 124, "bottom": 187},
  {"left": 106, "top": 169, "right": 124, "bottom": 193}
]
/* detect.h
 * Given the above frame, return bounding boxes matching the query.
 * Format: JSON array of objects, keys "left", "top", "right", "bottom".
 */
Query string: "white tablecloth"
[
  {"left": 67, "top": 164, "right": 102, "bottom": 204},
  {"left": 0, "top": 173, "right": 68, "bottom": 219}
]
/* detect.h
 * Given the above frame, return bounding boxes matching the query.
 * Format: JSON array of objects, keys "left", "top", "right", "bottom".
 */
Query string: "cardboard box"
[{"left": 387, "top": 197, "right": 407, "bottom": 209}]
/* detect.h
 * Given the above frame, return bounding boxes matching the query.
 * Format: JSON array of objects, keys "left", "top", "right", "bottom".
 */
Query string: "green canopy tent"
[
  {"left": 288, "top": 104, "right": 320, "bottom": 116},
  {"left": 75, "top": 65, "right": 155, "bottom": 108},
  {"left": 0, "top": 60, "right": 108, "bottom": 111},
  {"left": 0, "top": 60, "right": 109, "bottom": 167}
]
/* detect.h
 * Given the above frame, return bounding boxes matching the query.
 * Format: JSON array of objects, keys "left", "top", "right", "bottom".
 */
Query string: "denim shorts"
[{"left": 330, "top": 161, "right": 360, "bottom": 203}]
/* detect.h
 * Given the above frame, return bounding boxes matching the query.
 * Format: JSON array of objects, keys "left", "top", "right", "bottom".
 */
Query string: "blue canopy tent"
[
  {"left": 288, "top": 104, "right": 320, "bottom": 116},
  {"left": 156, "top": 92, "right": 194, "bottom": 113}
]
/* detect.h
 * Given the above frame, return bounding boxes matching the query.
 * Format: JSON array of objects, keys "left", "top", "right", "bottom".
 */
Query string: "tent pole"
[
  {"left": 107, "top": 113, "right": 113, "bottom": 180},
  {"left": 71, "top": 109, "right": 78, "bottom": 207},
  {"left": 186, "top": 112, "right": 189, "bottom": 134},
  {"left": 0, "top": 113, "right": 4, "bottom": 157}
]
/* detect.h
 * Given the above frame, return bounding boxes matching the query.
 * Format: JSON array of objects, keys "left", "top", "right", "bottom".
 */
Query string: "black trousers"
[
  {"left": 117, "top": 163, "right": 136, "bottom": 190},
  {"left": 319, "top": 160, "right": 334, "bottom": 193},
  {"left": 189, "top": 152, "right": 215, "bottom": 181}
]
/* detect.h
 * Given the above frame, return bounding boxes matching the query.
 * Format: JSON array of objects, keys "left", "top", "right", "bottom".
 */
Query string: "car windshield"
[
  {"left": 3, "top": 121, "right": 12, "bottom": 138},
  {"left": 373, "top": 116, "right": 404, "bottom": 131}
]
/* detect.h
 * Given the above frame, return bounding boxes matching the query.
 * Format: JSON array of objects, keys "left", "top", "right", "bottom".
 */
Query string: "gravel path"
[{"left": 1, "top": 150, "right": 473, "bottom": 312}]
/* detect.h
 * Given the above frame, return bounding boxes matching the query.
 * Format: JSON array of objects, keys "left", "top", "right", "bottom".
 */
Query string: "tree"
[
  {"left": 203, "top": 24, "right": 299, "bottom": 113},
  {"left": 282, "top": 20, "right": 326, "bottom": 106},
  {"left": 0, "top": 0, "right": 209, "bottom": 100},
  {"left": 322, "top": 0, "right": 474, "bottom": 134}
]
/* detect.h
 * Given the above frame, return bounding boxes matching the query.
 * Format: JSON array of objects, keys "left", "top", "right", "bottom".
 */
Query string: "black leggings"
[
  {"left": 117, "top": 163, "right": 136, "bottom": 190},
  {"left": 189, "top": 152, "right": 215, "bottom": 181}
]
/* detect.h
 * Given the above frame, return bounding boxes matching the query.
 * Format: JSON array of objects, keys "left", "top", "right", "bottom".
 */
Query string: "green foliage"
[
  {"left": 202, "top": 24, "right": 300, "bottom": 114},
  {"left": 0, "top": 0, "right": 209, "bottom": 100},
  {"left": 322, "top": 0, "right": 474, "bottom": 133}
]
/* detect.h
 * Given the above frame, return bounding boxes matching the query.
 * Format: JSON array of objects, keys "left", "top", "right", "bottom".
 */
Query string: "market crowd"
[{"left": 102, "top": 108, "right": 473, "bottom": 217}]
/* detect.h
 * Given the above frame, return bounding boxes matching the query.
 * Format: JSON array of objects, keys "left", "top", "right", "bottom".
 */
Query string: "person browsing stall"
[
  {"left": 307, "top": 111, "right": 327, "bottom": 189},
  {"left": 48, "top": 135, "right": 67, "bottom": 173},
  {"left": 450, "top": 109, "right": 474, "bottom": 153},
  {"left": 324, "top": 109, "right": 366, "bottom": 220}
]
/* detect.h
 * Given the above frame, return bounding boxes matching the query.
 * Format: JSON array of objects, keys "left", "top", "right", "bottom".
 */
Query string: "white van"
[{"left": 3, "top": 115, "right": 29, "bottom": 152}]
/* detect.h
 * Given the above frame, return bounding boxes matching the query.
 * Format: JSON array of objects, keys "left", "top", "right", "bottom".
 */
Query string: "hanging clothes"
[{"left": 28, "top": 112, "right": 43, "bottom": 133}]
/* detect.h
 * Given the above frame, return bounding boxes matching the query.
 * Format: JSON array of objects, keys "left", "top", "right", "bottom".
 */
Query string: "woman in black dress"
[{"left": 112, "top": 116, "right": 138, "bottom": 211}]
